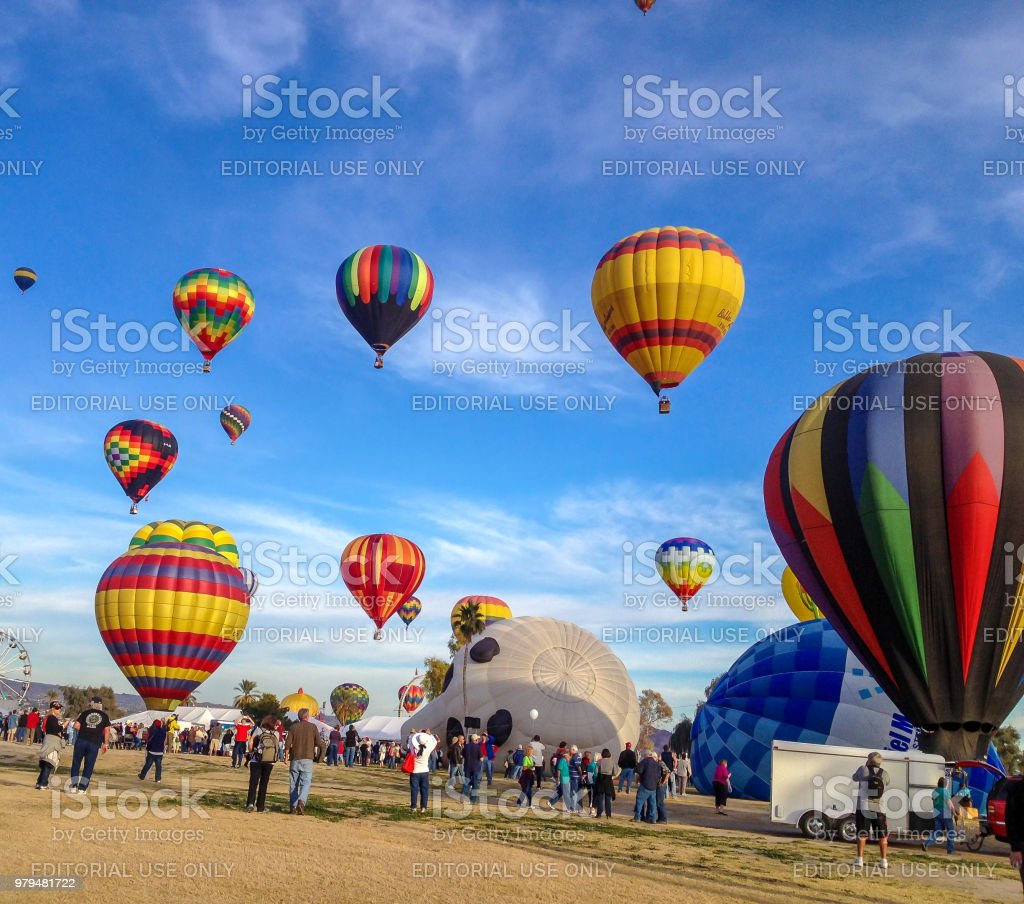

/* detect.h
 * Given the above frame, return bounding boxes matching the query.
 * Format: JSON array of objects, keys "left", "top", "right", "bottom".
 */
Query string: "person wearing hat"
[
  {"left": 463, "top": 733, "right": 483, "bottom": 803},
  {"left": 853, "top": 751, "right": 890, "bottom": 870},
  {"left": 68, "top": 695, "right": 111, "bottom": 793},
  {"left": 35, "top": 702, "right": 66, "bottom": 789},
  {"left": 138, "top": 718, "right": 167, "bottom": 783}
]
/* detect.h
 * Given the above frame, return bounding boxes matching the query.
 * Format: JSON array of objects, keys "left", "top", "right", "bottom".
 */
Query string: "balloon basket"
[
  {"left": 658, "top": 397, "right": 671, "bottom": 414},
  {"left": 373, "top": 629, "right": 383, "bottom": 640},
  {"left": 203, "top": 361, "right": 211, "bottom": 373},
  {"left": 129, "top": 502, "right": 138, "bottom": 515},
  {"left": 374, "top": 355, "right": 384, "bottom": 369}
]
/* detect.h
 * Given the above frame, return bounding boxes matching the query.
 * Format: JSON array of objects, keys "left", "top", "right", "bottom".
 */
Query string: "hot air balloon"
[
  {"left": 281, "top": 688, "right": 319, "bottom": 717},
  {"left": 635, "top": 0, "right": 656, "bottom": 14},
  {"left": 330, "top": 683, "right": 369, "bottom": 722},
  {"left": 13, "top": 267, "right": 36, "bottom": 293},
  {"left": 172, "top": 268, "right": 254, "bottom": 373},
  {"left": 220, "top": 404, "right": 252, "bottom": 445},
  {"left": 239, "top": 567, "right": 259, "bottom": 601},
  {"left": 399, "top": 683, "right": 425, "bottom": 714},
  {"left": 341, "top": 534, "right": 426, "bottom": 639},
  {"left": 591, "top": 227, "right": 744, "bottom": 413},
  {"left": 129, "top": 520, "right": 238, "bottom": 565},
  {"left": 781, "top": 566, "right": 824, "bottom": 622},
  {"left": 336, "top": 245, "right": 434, "bottom": 368},
  {"left": 450, "top": 596, "right": 512, "bottom": 641},
  {"left": 655, "top": 538, "right": 715, "bottom": 612},
  {"left": 764, "top": 351, "right": 1024, "bottom": 760},
  {"left": 95, "top": 540, "right": 250, "bottom": 711},
  {"left": 103, "top": 420, "right": 178, "bottom": 514},
  {"left": 398, "top": 596, "right": 422, "bottom": 628}
]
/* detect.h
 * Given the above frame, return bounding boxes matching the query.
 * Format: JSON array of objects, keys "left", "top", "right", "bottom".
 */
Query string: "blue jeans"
[
  {"left": 510, "top": 764, "right": 522, "bottom": 780},
  {"left": 569, "top": 776, "right": 582, "bottom": 812},
  {"left": 618, "top": 767, "right": 634, "bottom": 792},
  {"left": 232, "top": 741, "right": 246, "bottom": 767},
  {"left": 139, "top": 752, "right": 163, "bottom": 782},
  {"left": 463, "top": 766, "right": 480, "bottom": 801},
  {"left": 634, "top": 786, "right": 656, "bottom": 822},
  {"left": 410, "top": 772, "right": 430, "bottom": 809},
  {"left": 326, "top": 743, "right": 339, "bottom": 766},
  {"left": 70, "top": 739, "right": 102, "bottom": 790},
  {"left": 289, "top": 759, "right": 314, "bottom": 807},
  {"left": 925, "top": 815, "right": 956, "bottom": 853},
  {"left": 656, "top": 785, "right": 667, "bottom": 822},
  {"left": 344, "top": 746, "right": 356, "bottom": 767},
  {"left": 447, "top": 763, "right": 464, "bottom": 789},
  {"left": 484, "top": 758, "right": 494, "bottom": 784}
]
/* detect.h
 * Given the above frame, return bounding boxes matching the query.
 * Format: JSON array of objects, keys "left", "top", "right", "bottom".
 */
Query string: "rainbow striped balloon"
[
  {"left": 95, "top": 542, "right": 251, "bottom": 712},
  {"left": 172, "top": 268, "right": 254, "bottom": 373},
  {"left": 336, "top": 245, "right": 434, "bottom": 368},
  {"left": 220, "top": 404, "right": 252, "bottom": 445},
  {"left": 399, "top": 684, "right": 425, "bottom": 714},
  {"left": 398, "top": 596, "right": 422, "bottom": 628},
  {"left": 330, "top": 683, "right": 369, "bottom": 720}
]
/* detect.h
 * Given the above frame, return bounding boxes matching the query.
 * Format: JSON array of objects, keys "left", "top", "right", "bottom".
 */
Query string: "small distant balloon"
[
  {"left": 635, "top": 0, "right": 656, "bottom": 14},
  {"left": 220, "top": 404, "right": 252, "bottom": 445},
  {"left": 13, "top": 267, "right": 36, "bottom": 293}
]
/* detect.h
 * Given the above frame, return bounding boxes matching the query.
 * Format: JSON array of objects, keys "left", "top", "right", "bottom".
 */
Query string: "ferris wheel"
[{"left": 0, "top": 630, "right": 31, "bottom": 706}]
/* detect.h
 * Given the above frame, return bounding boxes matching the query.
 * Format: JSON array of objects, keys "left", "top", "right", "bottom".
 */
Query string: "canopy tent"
[
  {"left": 113, "top": 709, "right": 182, "bottom": 727},
  {"left": 351, "top": 714, "right": 409, "bottom": 741},
  {"left": 285, "top": 711, "right": 333, "bottom": 735}
]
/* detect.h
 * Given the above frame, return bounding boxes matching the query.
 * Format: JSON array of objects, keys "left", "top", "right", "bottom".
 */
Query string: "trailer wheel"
[
  {"left": 798, "top": 811, "right": 831, "bottom": 840},
  {"left": 834, "top": 815, "right": 858, "bottom": 843}
]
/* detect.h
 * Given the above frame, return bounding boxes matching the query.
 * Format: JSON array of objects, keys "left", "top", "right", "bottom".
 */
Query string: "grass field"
[{"left": 0, "top": 740, "right": 1020, "bottom": 903}]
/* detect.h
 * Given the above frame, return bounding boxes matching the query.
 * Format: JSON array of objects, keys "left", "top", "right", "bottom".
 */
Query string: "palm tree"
[
  {"left": 233, "top": 679, "right": 259, "bottom": 709},
  {"left": 46, "top": 689, "right": 61, "bottom": 704},
  {"left": 452, "top": 601, "right": 486, "bottom": 728},
  {"left": 182, "top": 694, "right": 198, "bottom": 707},
  {"left": 333, "top": 687, "right": 363, "bottom": 726}
]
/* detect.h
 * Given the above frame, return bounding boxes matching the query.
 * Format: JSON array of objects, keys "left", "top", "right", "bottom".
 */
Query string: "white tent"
[
  {"left": 113, "top": 709, "right": 180, "bottom": 727},
  {"left": 351, "top": 714, "right": 409, "bottom": 741}
]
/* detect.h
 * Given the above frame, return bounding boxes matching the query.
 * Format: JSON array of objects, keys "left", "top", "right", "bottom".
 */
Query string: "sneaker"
[
  {"left": 289, "top": 807, "right": 296, "bottom": 814},
  {"left": 879, "top": 859, "right": 889, "bottom": 870},
  {"left": 296, "top": 801, "right": 305, "bottom": 816},
  {"left": 921, "top": 841, "right": 927, "bottom": 851},
  {"left": 852, "top": 857, "right": 864, "bottom": 868},
  {"left": 245, "top": 804, "right": 255, "bottom": 813}
]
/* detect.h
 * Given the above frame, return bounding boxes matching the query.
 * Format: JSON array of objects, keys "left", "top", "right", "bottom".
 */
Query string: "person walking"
[
  {"left": 518, "top": 745, "right": 536, "bottom": 808},
  {"left": 531, "top": 735, "right": 546, "bottom": 787},
  {"left": 550, "top": 750, "right": 573, "bottom": 812},
  {"left": 567, "top": 745, "right": 583, "bottom": 813},
  {"left": 68, "top": 695, "right": 111, "bottom": 793},
  {"left": 617, "top": 742, "right": 637, "bottom": 794},
  {"left": 138, "top": 719, "right": 166, "bottom": 783},
  {"left": 852, "top": 751, "right": 890, "bottom": 870},
  {"left": 712, "top": 758, "right": 731, "bottom": 815},
  {"left": 245, "top": 715, "right": 281, "bottom": 813},
  {"left": 922, "top": 776, "right": 958, "bottom": 855},
  {"left": 284, "top": 708, "right": 326, "bottom": 815},
  {"left": 408, "top": 728, "right": 438, "bottom": 814},
  {"left": 483, "top": 733, "right": 497, "bottom": 787},
  {"left": 446, "top": 735, "right": 465, "bottom": 790},
  {"left": 593, "top": 749, "right": 618, "bottom": 819},
  {"left": 35, "top": 702, "right": 66, "bottom": 789}
]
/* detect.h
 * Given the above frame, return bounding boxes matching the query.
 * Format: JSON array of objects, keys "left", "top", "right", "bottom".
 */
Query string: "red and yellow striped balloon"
[
  {"left": 341, "top": 534, "right": 425, "bottom": 639},
  {"left": 591, "top": 226, "right": 744, "bottom": 412},
  {"left": 95, "top": 541, "right": 251, "bottom": 711}
]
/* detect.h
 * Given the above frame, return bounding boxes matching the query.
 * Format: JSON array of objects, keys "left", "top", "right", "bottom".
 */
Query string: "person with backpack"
[
  {"left": 245, "top": 715, "right": 282, "bottom": 813},
  {"left": 922, "top": 776, "right": 958, "bottom": 855},
  {"left": 852, "top": 751, "right": 890, "bottom": 870}
]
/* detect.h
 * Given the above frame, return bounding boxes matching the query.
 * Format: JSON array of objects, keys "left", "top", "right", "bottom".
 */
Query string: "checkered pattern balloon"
[
  {"left": 103, "top": 420, "right": 178, "bottom": 513},
  {"left": 173, "top": 268, "right": 254, "bottom": 372}
]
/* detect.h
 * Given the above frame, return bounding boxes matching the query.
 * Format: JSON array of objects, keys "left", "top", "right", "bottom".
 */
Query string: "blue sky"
[{"left": 2, "top": 0, "right": 1024, "bottom": 726}]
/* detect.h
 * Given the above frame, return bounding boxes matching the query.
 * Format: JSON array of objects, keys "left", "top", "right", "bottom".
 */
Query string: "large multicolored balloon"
[
  {"left": 220, "top": 404, "right": 252, "bottom": 445},
  {"left": 280, "top": 687, "right": 319, "bottom": 717},
  {"left": 336, "top": 245, "right": 434, "bottom": 368},
  {"left": 172, "top": 268, "right": 254, "bottom": 373},
  {"left": 13, "top": 267, "right": 36, "bottom": 293},
  {"left": 764, "top": 351, "right": 1024, "bottom": 759},
  {"left": 399, "top": 684, "right": 425, "bottom": 714},
  {"left": 450, "top": 596, "right": 512, "bottom": 638},
  {"left": 129, "top": 520, "right": 238, "bottom": 566},
  {"left": 634, "top": 0, "right": 656, "bottom": 13},
  {"left": 781, "top": 566, "right": 824, "bottom": 622},
  {"left": 95, "top": 541, "right": 250, "bottom": 711},
  {"left": 591, "top": 227, "right": 744, "bottom": 413},
  {"left": 341, "top": 534, "right": 426, "bottom": 639},
  {"left": 655, "top": 538, "right": 715, "bottom": 612},
  {"left": 330, "top": 683, "right": 369, "bottom": 721},
  {"left": 103, "top": 420, "right": 178, "bottom": 514},
  {"left": 690, "top": 620, "right": 1002, "bottom": 804},
  {"left": 398, "top": 596, "right": 422, "bottom": 628}
]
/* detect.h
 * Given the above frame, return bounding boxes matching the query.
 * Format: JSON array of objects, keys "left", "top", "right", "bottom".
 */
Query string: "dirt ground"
[{"left": 0, "top": 740, "right": 1019, "bottom": 904}]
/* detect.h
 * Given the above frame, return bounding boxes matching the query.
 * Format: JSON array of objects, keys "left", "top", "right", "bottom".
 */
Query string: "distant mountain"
[{"left": 650, "top": 728, "right": 672, "bottom": 750}]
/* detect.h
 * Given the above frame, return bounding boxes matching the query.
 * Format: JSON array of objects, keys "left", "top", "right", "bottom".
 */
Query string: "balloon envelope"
[
  {"left": 103, "top": 420, "right": 178, "bottom": 513},
  {"left": 129, "top": 520, "right": 238, "bottom": 566},
  {"left": 341, "top": 534, "right": 426, "bottom": 638},
  {"left": 591, "top": 227, "right": 744, "bottom": 408},
  {"left": 780, "top": 566, "right": 824, "bottom": 622},
  {"left": 13, "top": 267, "right": 36, "bottom": 292},
  {"left": 450, "top": 596, "right": 512, "bottom": 635},
  {"left": 764, "top": 351, "right": 1024, "bottom": 759},
  {"left": 655, "top": 538, "right": 715, "bottom": 610},
  {"left": 220, "top": 404, "right": 252, "bottom": 445},
  {"left": 95, "top": 541, "right": 250, "bottom": 711},
  {"left": 330, "top": 683, "right": 369, "bottom": 721},
  {"left": 172, "top": 268, "right": 254, "bottom": 372},
  {"left": 281, "top": 688, "right": 319, "bottom": 717},
  {"left": 398, "top": 596, "right": 422, "bottom": 627}
]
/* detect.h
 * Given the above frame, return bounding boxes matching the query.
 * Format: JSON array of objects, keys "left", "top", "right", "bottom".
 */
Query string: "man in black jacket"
[
  {"left": 1006, "top": 778, "right": 1024, "bottom": 890},
  {"left": 617, "top": 742, "right": 638, "bottom": 793},
  {"left": 344, "top": 725, "right": 359, "bottom": 767},
  {"left": 463, "top": 733, "right": 483, "bottom": 802}
]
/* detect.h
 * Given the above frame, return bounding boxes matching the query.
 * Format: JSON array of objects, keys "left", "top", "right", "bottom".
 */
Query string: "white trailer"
[{"left": 770, "top": 739, "right": 946, "bottom": 842}]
